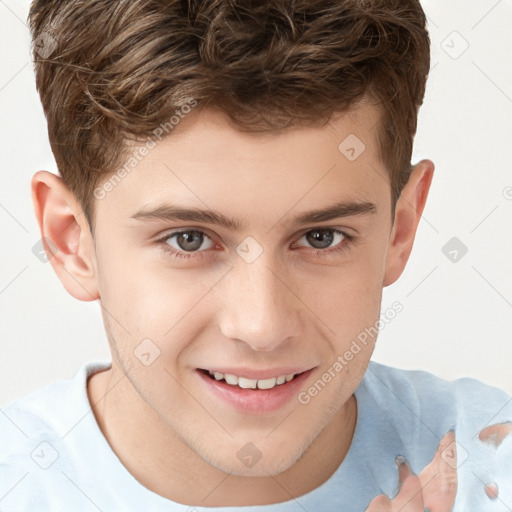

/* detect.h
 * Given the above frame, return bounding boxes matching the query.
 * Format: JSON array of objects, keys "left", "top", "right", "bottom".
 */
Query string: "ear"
[
  {"left": 383, "top": 159, "right": 434, "bottom": 286},
  {"left": 31, "top": 170, "right": 99, "bottom": 301}
]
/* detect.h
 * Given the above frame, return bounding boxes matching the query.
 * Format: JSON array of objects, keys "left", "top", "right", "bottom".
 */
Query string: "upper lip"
[{"left": 199, "top": 367, "right": 314, "bottom": 380}]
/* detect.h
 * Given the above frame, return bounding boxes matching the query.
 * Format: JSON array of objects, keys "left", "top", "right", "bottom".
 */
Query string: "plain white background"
[{"left": 0, "top": 0, "right": 511, "bottom": 406}]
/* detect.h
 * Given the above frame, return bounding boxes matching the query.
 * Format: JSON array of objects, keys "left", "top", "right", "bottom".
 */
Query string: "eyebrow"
[{"left": 130, "top": 200, "right": 377, "bottom": 231}]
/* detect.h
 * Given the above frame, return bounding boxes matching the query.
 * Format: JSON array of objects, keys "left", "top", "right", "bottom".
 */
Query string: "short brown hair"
[{"left": 28, "top": 0, "right": 430, "bottom": 230}]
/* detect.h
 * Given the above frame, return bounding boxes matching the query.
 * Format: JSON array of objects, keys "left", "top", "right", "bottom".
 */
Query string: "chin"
[
  {"left": 204, "top": 440, "right": 307, "bottom": 477},
  {"left": 223, "top": 458, "right": 297, "bottom": 477}
]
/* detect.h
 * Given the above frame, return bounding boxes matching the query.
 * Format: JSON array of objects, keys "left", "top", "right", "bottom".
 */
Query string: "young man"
[{"left": 1, "top": 0, "right": 511, "bottom": 510}]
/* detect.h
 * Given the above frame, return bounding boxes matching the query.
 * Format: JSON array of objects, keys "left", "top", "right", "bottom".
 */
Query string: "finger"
[
  {"left": 479, "top": 422, "right": 512, "bottom": 448},
  {"left": 365, "top": 494, "right": 392, "bottom": 512},
  {"left": 393, "top": 474, "right": 425, "bottom": 511},
  {"left": 396, "top": 455, "right": 412, "bottom": 491},
  {"left": 365, "top": 457, "right": 415, "bottom": 512},
  {"left": 419, "top": 430, "right": 458, "bottom": 512}
]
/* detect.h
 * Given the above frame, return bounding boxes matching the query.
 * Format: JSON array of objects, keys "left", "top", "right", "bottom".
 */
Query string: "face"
[{"left": 34, "top": 100, "right": 432, "bottom": 481}]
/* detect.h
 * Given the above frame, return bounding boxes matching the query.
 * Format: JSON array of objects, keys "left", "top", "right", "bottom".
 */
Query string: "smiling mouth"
[{"left": 198, "top": 368, "right": 304, "bottom": 390}]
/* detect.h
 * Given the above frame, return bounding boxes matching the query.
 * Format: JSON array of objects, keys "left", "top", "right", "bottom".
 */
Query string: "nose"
[{"left": 217, "top": 252, "right": 302, "bottom": 352}]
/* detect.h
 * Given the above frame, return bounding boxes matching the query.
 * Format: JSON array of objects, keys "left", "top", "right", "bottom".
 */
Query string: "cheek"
[
  {"left": 301, "top": 241, "right": 386, "bottom": 336},
  {"left": 96, "top": 224, "right": 388, "bottom": 361},
  {"left": 96, "top": 244, "right": 222, "bottom": 358},
  {"left": 96, "top": 254, "right": 216, "bottom": 406}
]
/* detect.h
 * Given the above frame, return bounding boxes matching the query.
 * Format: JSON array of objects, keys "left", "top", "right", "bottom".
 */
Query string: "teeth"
[
  {"left": 257, "top": 377, "right": 276, "bottom": 390},
  {"left": 207, "top": 370, "right": 299, "bottom": 389},
  {"left": 224, "top": 373, "right": 239, "bottom": 385},
  {"left": 238, "top": 377, "right": 257, "bottom": 389}
]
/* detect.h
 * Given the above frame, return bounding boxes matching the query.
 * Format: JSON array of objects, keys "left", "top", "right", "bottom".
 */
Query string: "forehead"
[
  {"left": 156, "top": 99, "right": 381, "bottom": 165},
  {"left": 94, "top": 101, "right": 389, "bottom": 227}
]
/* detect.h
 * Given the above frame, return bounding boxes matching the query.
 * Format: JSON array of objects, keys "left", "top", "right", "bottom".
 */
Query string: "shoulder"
[
  {"left": 0, "top": 361, "right": 111, "bottom": 509},
  {"left": 1, "top": 378, "right": 72, "bottom": 457},
  {"left": 363, "top": 360, "right": 512, "bottom": 425},
  {"left": 360, "top": 361, "right": 512, "bottom": 509},
  {"left": 1, "top": 361, "right": 110, "bottom": 446},
  {"left": 358, "top": 361, "right": 512, "bottom": 459}
]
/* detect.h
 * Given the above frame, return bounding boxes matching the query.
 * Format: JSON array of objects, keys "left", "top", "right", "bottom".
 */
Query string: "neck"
[{"left": 87, "top": 365, "right": 357, "bottom": 507}]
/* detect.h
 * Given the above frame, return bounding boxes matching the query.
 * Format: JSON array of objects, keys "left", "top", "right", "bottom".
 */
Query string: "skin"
[
  {"left": 368, "top": 424, "right": 511, "bottom": 509},
  {"left": 367, "top": 431, "right": 458, "bottom": 511},
  {"left": 31, "top": 100, "right": 434, "bottom": 507}
]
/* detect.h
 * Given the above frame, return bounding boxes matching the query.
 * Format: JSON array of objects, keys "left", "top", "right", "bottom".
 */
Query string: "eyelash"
[{"left": 155, "top": 228, "right": 355, "bottom": 261}]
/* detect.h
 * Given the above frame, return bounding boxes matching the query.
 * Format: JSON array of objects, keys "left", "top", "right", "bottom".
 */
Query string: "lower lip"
[{"left": 196, "top": 368, "right": 314, "bottom": 414}]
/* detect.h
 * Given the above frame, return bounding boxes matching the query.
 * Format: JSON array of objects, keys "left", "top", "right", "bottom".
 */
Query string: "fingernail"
[
  {"left": 395, "top": 455, "right": 406, "bottom": 467},
  {"left": 395, "top": 455, "right": 411, "bottom": 485}
]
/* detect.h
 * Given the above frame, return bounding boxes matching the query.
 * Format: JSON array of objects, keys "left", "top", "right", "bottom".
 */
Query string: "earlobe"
[
  {"left": 31, "top": 170, "right": 99, "bottom": 301},
  {"left": 383, "top": 159, "right": 434, "bottom": 287}
]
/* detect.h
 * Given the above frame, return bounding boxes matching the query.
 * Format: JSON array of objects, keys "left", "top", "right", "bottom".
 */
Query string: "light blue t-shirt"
[{"left": 1, "top": 360, "right": 511, "bottom": 511}]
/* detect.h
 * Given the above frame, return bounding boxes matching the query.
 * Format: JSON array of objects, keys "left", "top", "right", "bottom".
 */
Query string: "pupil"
[
  {"left": 307, "top": 229, "right": 333, "bottom": 249},
  {"left": 177, "top": 231, "right": 203, "bottom": 251}
]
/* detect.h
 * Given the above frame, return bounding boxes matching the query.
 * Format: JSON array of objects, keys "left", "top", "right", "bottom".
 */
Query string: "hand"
[
  {"left": 479, "top": 422, "right": 512, "bottom": 448},
  {"left": 478, "top": 422, "right": 512, "bottom": 500},
  {"left": 365, "top": 431, "right": 458, "bottom": 511}
]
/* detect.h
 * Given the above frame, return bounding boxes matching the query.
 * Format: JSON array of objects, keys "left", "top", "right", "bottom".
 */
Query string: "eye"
[
  {"left": 293, "top": 228, "right": 352, "bottom": 257},
  {"left": 156, "top": 227, "right": 354, "bottom": 261},
  {"left": 157, "top": 229, "right": 215, "bottom": 260},
  {"left": 296, "top": 228, "right": 345, "bottom": 249}
]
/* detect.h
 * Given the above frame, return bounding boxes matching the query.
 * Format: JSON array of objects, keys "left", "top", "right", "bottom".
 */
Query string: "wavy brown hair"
[{"left": 28, "top": 0, "right": 430, "bottom": 230}]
